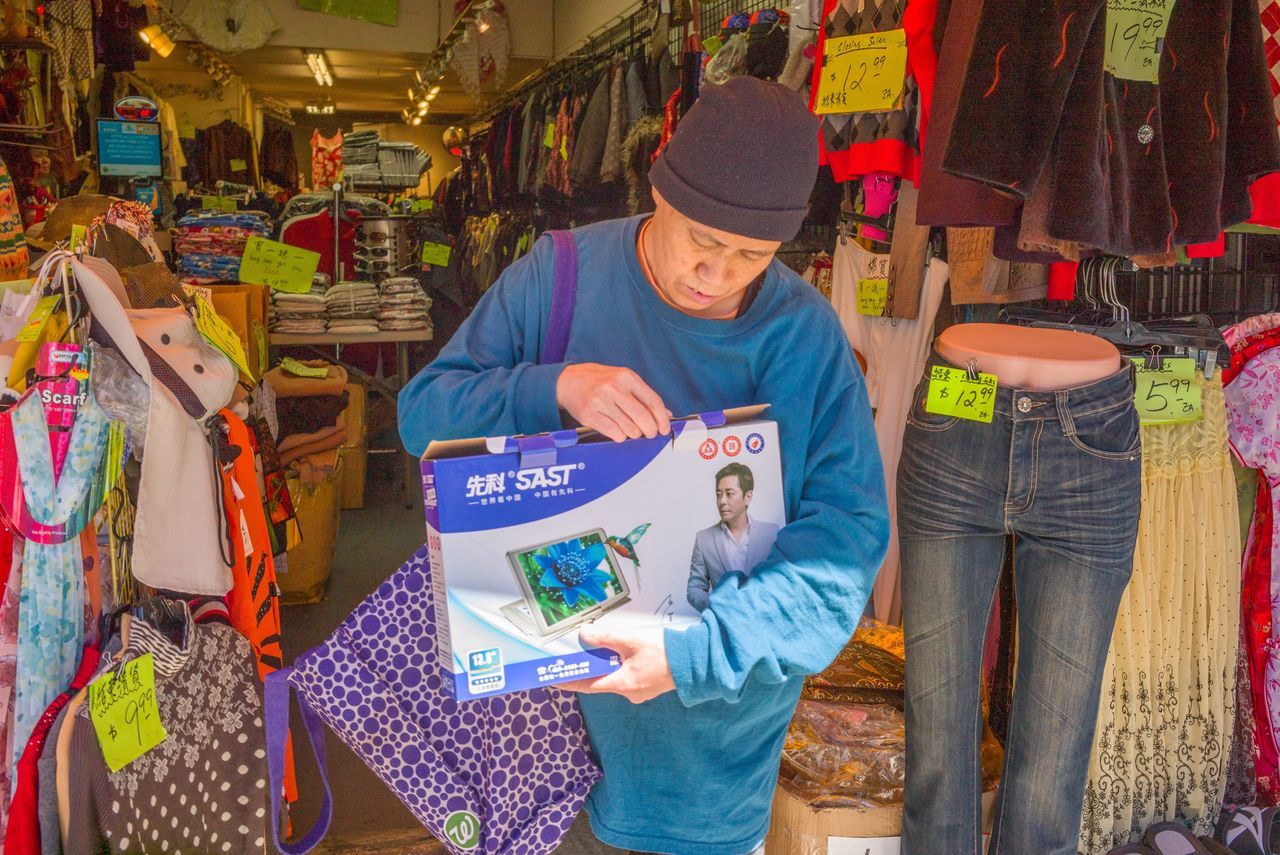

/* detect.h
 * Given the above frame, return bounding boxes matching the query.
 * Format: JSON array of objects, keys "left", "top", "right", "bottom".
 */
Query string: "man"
[
  {"left": 398, "top": 76, "right": 888, "bottom": 855},
  {"left": 687, "top": 463, "right": 780, "bottom": 612}
]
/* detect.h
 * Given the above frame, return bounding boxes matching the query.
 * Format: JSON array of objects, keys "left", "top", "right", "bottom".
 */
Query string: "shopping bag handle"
[{"left": 266, "top": 668, "right": 333, "bottom": 855}]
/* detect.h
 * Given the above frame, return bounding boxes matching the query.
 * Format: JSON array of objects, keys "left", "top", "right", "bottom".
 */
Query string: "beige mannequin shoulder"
[{"left": 937, "top": 323, "right": 1122, "bottom": 391}]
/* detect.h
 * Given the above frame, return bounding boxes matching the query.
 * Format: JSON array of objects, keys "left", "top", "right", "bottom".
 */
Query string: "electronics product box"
[{"left": 421, "top": 406, "right": 784, "bottom": 699}]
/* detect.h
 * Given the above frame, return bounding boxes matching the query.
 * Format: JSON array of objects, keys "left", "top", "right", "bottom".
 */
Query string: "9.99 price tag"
[
  {"left": 925, "top": 366, "right": 998, "bottom": 423},
  {"left": 1130, "top": 357, "right": 1201, "bottom": 424},
  {"left": 89, "top": 653, "right": 167, "bottom": 772}
]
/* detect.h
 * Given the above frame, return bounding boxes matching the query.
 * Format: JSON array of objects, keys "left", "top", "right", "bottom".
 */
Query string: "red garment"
[
  {"left": 809, "top": 0, "right": 939, "bottom": 184},
  {"left": 1046, "top": 261, "right": 1078, "bottom": 301},
  {"left": 310, "top": 129, "right": 343, "bottom": 189},
  {"left": 4, "top": 647, "right": 100, "bottom": 855},
  {"left": 280, "top": 208, "right": 359, "bottom": 284},
  {"left": 1187, "top": 234, "right": 1228, "bottom": 259},
  {"left": 1224, "top": 328, "right": 1280, "bottom": 802}
]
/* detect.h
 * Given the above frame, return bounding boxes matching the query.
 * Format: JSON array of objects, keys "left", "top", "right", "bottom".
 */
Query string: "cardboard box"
[
  {"left": 421, "top": 407, "right": 784, "bottom": 699},
  {"left": 766, "top": 785, "right": 996, "bottom": 855}
]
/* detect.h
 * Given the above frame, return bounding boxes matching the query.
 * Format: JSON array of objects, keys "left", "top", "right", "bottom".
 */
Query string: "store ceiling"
[{"left": 208, "top": 43, "right": 546, "bottom": 122}]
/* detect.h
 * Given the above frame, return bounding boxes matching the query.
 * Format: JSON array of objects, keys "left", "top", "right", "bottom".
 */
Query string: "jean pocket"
[
  {"left": 905, "top": 387, "right": 961, "bottom": 433},
  {"left": 1065, "top": 400, "right": 1141, "bottom": 461}
]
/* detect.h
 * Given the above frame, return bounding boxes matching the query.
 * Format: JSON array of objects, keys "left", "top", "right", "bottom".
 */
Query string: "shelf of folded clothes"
[
  {"left": 326, "top": 281, "right": 381, "bottom": 335},
  {"left": 377, "top": 276, "right": 432, "bottom": 333},
  {"left": 174, "top": 211, "right": 271, "bottom": 283}
]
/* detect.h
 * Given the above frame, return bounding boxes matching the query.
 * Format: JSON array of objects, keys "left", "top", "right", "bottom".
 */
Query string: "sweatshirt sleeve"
[
  {"left": 664, "top": 330, "right": 889, "bottom": 706},
  {"left": 397, "top": 236, "right": 566, "bottom": 457}
]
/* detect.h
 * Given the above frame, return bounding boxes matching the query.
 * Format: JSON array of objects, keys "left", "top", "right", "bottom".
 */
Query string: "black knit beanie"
[{"left": 648, "top": 75, "right": 820, "bottom": 242}]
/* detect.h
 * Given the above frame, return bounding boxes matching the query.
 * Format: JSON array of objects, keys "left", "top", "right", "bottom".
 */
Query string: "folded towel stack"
[{"left": 377, "top": 277, "right": 432, "bottom": 332}]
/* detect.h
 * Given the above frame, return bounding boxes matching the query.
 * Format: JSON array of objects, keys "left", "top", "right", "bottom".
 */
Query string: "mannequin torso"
[{"left": 936, "top": 323, "right": 1122, "bottom": 390}]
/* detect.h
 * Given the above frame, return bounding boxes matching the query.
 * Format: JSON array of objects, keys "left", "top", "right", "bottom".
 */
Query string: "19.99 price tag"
[
  {"left": 925, "top": 365, "right": 998, "bottom": 423},
  {"left": 1130, "top": 357, "right": 1201, "bottom": 424}
]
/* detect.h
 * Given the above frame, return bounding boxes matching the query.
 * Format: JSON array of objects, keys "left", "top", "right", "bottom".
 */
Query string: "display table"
[{"left": 268, "top": 329, "right": 433, "bottom": 506}]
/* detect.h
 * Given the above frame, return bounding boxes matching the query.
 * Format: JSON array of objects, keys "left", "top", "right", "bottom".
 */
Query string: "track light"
[
  {"left": 303, "top": 50, "right": 334, "bottom": 86},
  {"left": 410, "top": 114, "right": 423, "bottom": 126},
  {"left": 427, "top": 84, "right": 441, "bottom": 99},
  {"left": 305, "top": 101, "right": 336, "bottom": 115},
  {"left": 139, "top": 24, "right": 175, "bottom": 58}
]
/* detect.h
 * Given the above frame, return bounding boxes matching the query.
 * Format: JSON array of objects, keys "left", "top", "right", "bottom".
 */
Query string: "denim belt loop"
[{"left": 1055, "top": 389, "right": 1076, "bottom": 436}]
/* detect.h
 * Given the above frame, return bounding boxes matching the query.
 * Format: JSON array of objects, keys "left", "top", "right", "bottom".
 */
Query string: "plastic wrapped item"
[
  {"left": 704, "top": 32, "right": 748, "bottom": 85},
  {"left": 89, "top": 343, "right": 149, "bottom": 457},
  {"left": 781, "top": 700, "right": 1005, "bottom": 808},
  {"left": 781, "top": 701, "right": 907, "bottom": 808}
]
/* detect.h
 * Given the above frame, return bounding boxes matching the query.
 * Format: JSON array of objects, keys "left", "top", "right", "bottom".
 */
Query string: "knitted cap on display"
[{"left": 649, "top": 76, "right": 820, "bottom": 242}]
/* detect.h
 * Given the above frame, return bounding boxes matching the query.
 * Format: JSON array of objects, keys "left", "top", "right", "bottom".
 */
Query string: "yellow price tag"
[
  {"left": 104, "top": 421, "right": 125, "bottom": 493},
  {"left": 88, "top": 653, "right": 167, "bottom": 773},
  {"left": 1131, "top": 357, "right": 1200, "bottom": 424},
  {"left": 202, "top": 196, "right": 238, "bottom": 212},
  {"left": 229, "top": 158, "right": 249, "bottom": 172},
  {"left": 543, "top": 124, "right": 556, "bottom": 149},
  {"left": 280, "top": 357, "right": 329, "bottom": 379},
  {"left": 857, "top": 278, "right": 888, "bottom": 316},
  {"left": 193, "top": 294, "right": 254, "bottom": 379},
  {"left": 238, "top": 237, "right": 321, "bottom": 294},
  {"left": 69, "top": 224, "right": 87, "bottom": 252},
  {"left": 410, "top": 198, "right": 435, "bottom": 213},
  {"left": 925, "top": 365, "right": 998, "bottom": 423},
  {"left": 559, "top": 135, "right": 568, "bottom": 161},
  {"left": 15, "top": 295, "right": 60, "bottom": 343},
  {"left": 421, "top": 241, "right": 452, "bottom": 267},
  {"left": 814, "top": 30, "right": 909, "bottom": 115},
  {"left": 1104, "top": 0, "right": 1176, "bottom": 84},
  {"left": 703, "top": 35, "right": 724, "bottom": 57}
]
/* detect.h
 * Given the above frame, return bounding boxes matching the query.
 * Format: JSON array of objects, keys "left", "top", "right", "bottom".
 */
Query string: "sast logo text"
[{"left": 464, "top": 462, "right": 585, "bottom": 498}]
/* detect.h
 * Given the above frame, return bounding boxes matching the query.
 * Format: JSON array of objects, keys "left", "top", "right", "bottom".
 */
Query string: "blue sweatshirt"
[{"left": 398, "top": 216, "right": 888, "bottom": 855}]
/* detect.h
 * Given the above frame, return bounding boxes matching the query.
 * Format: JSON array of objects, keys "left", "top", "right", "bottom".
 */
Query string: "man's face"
[
  {"left": 716, "top": 476, "right": 751, "bottom": 524},
  {"left": 645, "top": 189, "right": 781, "bottom": 319}
]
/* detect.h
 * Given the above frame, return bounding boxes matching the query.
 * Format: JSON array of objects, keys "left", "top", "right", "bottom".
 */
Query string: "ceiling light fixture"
[
  {"left": 410, "top": 114, "right": 423, "bottom": 126},
  {"left": 427, "top": 84, "right": 442, "bottom": 99},
  {"left": 303, "top": 50, "right": 334, "bottom": 87},
  {"left": 139, "top": 23, "right": 175, "bottom": 58},
  {"left": 305, "top": 101, "right": 336, "bottom": 115}
]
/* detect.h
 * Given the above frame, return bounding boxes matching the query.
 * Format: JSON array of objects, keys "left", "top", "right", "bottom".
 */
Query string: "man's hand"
[
  {"left": 556, "top": 363, "right": 672, "bottom": 442},
  {"left": 559, "top": 626, "right": 676, "bottom": 704}
]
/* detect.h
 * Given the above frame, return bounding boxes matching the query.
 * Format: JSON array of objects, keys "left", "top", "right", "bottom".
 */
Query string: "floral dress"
[{"left": 310, "top": 129, "right": 343, "bottom": 189}]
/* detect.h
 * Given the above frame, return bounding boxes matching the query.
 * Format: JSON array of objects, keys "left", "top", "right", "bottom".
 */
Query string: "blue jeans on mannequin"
[{"left": 898, "top": 354, "right": 1142, "bottom": 855}]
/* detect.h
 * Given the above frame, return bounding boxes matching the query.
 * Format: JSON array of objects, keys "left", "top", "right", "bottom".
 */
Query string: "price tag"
[
  {"left": 182, "top": 283, "right": 213, "bottom": 304},
  {"left": 229, "top": 158, "right": 249, "bottom": 172},
  {"left": 559, "top": 134, "right": 568, "bottom": 161},
  {"left": 1104, "top": 0, "right": 1176, "bottom": 83},
  {"left": 410, "top": 198, "right": 434, "bottom": 213},
  {"left": 857, "top": 278, "right": 888, "bottom": 316},
  {"left": 193, "top": 294, "right": 254, "bottom": 379},
  {"left": 104, "top": 421, "right": 125, "bottom": 493},
  {"left": 421, "top": 241, "right": 452, "bottom": 267},
  {"left": 543, "top": 124, "right": 556, "bottom": 149},
  {"left": 703, "top": 35, "right": 724, "bottom": 57},
  {"left": 88, "top": 653, "right": 167, "bottom": 773},
  {"left": 1130, "top": 357, "right": 1201, "bottom": 424},
  {"left": 15, "top": 295, "right": 59, "bottom": 343},
  {"left": 280, "top": 357, "right": 329, "bottom": 379},
  {"left": 69, "top": 224, "right": 87, "bottom": 252},
  {"left": 238, "top": 236, "right": 321, "bottom": 294},
  {"left": 925, "top": 365, "right": 998, "bottom": 423},
  {"left": 814, "top": 30, "right": 909, "bottom": 115},
  {"left": 202, "top": 196, "right": 238, "bottom": 212}
]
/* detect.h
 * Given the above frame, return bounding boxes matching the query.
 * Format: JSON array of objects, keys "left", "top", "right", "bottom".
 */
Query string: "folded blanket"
[
  {"left": 279, "top": 427, "right": 349, "bottom": 466},
  {"left": 278, "top": 415, "right": 346, "bottom": 453},
  {"left": 264, "top": 361, "right": 349, "bottom": 397}
]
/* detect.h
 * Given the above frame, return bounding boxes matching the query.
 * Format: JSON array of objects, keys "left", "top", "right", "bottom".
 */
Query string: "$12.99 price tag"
[
  {"left": 1130, "top": 357, "right": 1201, "bottom": 424},
  {"left": 925, "top": 365, "right": 998, "bottom": 423}
]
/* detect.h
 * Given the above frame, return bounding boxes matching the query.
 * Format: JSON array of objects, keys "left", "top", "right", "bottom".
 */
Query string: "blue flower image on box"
[{"left": 511, "top": 532, "right": 626, "bottom": 628}]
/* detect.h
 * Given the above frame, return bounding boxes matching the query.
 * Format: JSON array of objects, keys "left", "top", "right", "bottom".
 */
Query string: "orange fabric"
[{"left": 219, "top": 409, "right": 297, "bottom": 804}]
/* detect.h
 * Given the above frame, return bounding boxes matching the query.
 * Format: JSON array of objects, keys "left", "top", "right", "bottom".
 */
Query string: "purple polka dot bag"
[{"left": 264, "top": 233, "right": 602, "bottom": 855}]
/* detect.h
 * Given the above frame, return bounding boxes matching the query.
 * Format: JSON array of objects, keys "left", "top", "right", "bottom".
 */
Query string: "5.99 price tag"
[
  {"left": 926, "top": 366, "right": 998, "bottom": 423},
  {"left": 1130, "top": 357, "right": 1201, "bottom": 424}
]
